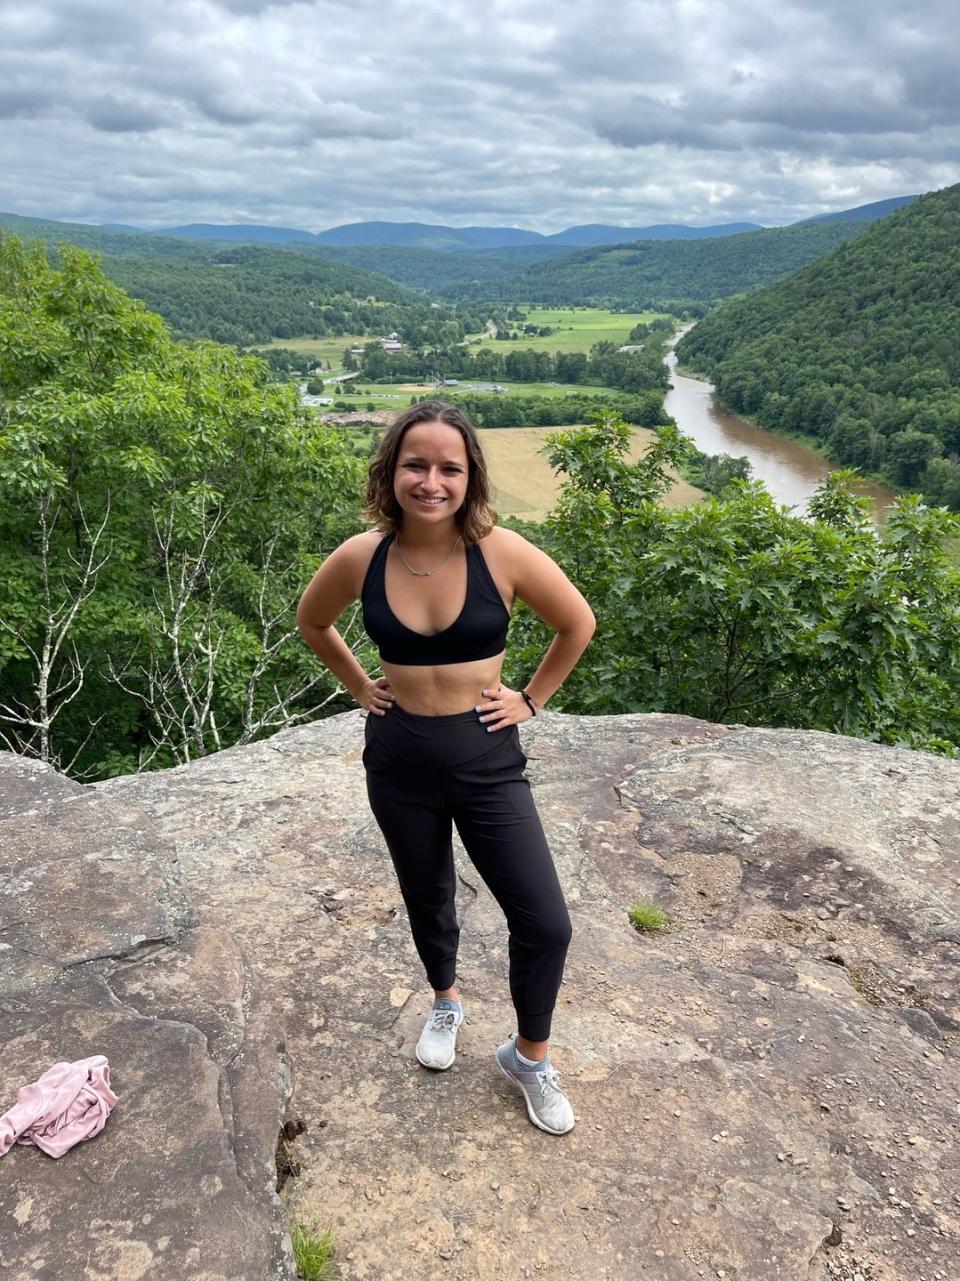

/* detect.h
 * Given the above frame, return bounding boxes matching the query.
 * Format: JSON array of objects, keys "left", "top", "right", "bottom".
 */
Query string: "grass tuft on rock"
[
  {"left": 291, "top": 1224, "right": 337, "bottom": 1280},
  {"left": 628, "top": 901, "right": 671, "bottom": 933}
]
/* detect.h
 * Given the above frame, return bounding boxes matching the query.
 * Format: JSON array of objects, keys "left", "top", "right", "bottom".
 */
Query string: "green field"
[
  {"left": 320, "top": 381, "right": 432, "bottom": 409},
  {"left": 472, "top": 306, "right": 668, "bottom": 354},
  {"left": 250, "top": 334, "right": 371, "bottom": 371}
]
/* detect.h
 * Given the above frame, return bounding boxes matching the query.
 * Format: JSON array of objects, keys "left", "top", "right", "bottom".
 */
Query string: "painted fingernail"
[
  {"left": 478, "top": 715, "right": 485, "bottom": 722},
  {"left": 474, "top": 705, "right": 481, "bottom": 712}
]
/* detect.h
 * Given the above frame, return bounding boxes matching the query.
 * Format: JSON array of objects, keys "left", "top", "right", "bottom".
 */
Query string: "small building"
[
  {"left": 381, "top": 339, "right": 402, "bottom": 352},
  {"left": 443, "top": 378, "right": 459, "bottom": 386}
]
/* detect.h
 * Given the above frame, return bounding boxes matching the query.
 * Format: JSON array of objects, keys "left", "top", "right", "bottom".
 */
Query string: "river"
[{"left": 664, "top": 331, "right": 897, "bottom": 523}]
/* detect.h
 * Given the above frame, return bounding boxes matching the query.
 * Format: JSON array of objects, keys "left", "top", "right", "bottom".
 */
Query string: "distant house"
[
  {"left": 349, "top": 347, "right": 366, "bottom": 356},
  {"left": 617, "top": 344, "right": 644, "bottom": 353},
  {"left": 442, "top": 378, "right": 459, "bottom": 386},
  {"left": 381, "top": 339, "right": 402, "bottom": 352}
]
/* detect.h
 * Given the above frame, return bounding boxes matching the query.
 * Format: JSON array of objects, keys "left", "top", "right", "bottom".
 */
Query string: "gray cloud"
[
  {"left": 0, "top": 85, "right": 52, "bottom": 120},
  {"left": 0, "top": 0, "right": 957, "bottom": 233},
  {"left": 86, "top": 93, "right": 166, "bottom": 133}
]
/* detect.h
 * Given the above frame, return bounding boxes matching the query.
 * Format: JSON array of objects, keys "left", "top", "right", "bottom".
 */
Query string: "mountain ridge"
[{"left": 86, "top": 194, "right": 916, "bottom": 251}]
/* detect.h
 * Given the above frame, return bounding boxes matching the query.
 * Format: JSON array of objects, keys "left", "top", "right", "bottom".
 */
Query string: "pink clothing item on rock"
[{"left": 0, "top": 1055, "right": 117, "bottom": 1159}]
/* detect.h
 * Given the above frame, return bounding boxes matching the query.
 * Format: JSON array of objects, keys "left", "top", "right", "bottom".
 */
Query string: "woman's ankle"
[{"left": 516, "top": 1035, "right": 549, "bottom": 1061}]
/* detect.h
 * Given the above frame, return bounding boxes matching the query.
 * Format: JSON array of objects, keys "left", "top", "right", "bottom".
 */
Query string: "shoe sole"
[
  {"left": 415, "top": 1042, "right": 456, "bottom": 1070},
  {"left": 495, "top": 1055, "right": 575, "bottom": 1135}
]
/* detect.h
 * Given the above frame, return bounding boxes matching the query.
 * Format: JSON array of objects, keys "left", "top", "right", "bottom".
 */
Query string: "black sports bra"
[{"left": 361, "top": 532, "right": 511, "bottom": 666}]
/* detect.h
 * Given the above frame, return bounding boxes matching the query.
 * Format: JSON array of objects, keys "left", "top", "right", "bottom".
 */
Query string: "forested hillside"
[
  {"left": 309, "top": 222, "right": 871, "bottom": 305},
  {"left": 447, "top": 222, "right": 868, "bottom": 307},
  {"left": 677, "top": 183, "right": 960, "bottom": 510},
  {"left": 102, "top": 245, "right": 477, "bottom": 346},
  {"left": 303, "top": 241, "right": 527, "bottom": 292},
  {"left": 0, "top": 213, "right": 488, "bottom": 346}
]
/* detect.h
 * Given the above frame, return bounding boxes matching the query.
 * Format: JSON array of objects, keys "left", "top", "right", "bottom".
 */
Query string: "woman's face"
[{"left": 393, "top": 421, "right": 470, "bottom": 523}]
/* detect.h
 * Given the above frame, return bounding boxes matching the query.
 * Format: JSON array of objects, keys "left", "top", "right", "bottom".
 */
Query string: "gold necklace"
[{"left": 394, "top": 532, "right": 463, "bottom": 576}]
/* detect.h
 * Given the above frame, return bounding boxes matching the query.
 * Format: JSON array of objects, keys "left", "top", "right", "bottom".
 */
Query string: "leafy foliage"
[
  {"left": 502, "top": 414, "right": 960, "bottom": 755},
  {"left": 682, "top": 447, "right": 752, "bottom": 497},
  {"left": 0, "top": 234, "right": 370, "bottom": 778}
]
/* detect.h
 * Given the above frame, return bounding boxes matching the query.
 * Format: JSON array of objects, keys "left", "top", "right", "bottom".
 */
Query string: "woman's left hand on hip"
[{"left": 475, "top": 682, "right": 532, "bottom": 730}]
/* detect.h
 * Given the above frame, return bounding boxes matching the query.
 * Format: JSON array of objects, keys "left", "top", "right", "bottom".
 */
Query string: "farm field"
[
  {"left": 478, "top": 425, "right": 704, "bottom": 522},
  {"left": 471, "top": 306, "right": 668, "bottom": 354},
  {"left": 250, "top": 334, "right": 370, "bottom": 370}
]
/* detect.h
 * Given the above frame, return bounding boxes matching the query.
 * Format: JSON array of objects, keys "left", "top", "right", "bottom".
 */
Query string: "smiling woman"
[{"left": 296, "top": 399, "right": 596, "bottom": 1134}]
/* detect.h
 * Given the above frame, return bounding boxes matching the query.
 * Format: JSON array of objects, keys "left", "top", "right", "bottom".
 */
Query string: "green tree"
[
  {"left": 887, "top": 430, "right": 941, "bottom": 486},
  {"left": 502, "top": 412, "right": 960, "bottom": 755},
  {"left": 0, "top": 235, "right": 368, "bottom": 778}
]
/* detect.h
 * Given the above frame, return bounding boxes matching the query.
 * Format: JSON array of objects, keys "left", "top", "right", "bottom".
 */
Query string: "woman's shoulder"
[
  {"left": 338, "top": 528, "right": 390, "bottom": 595},
  {"left": 476, "top": 523, "right": 541, "bottom": 584},
  {"left": 477, "top": 523, "right": 529, "bottom": 550},
  {"left": 477, "top": 523, "right": 535, "bottom": 555},
  {"left": 339, "top": 527, "right": 388, "bottom": 558}
]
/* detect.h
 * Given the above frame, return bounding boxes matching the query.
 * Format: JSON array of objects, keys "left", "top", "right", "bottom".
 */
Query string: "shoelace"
[
  {"left": 428, "top": 1009, "right": 459, "bottom": 1032},
  {"left": 536, "top": 1067, "right": 563, "bottom": 1095}
]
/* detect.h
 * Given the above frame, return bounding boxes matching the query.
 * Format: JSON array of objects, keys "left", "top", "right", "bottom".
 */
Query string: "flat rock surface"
[
  {"left": 91, "top": 710, "right": 960, "bottom": 1281},
  {"left": 0, "top": 756, "right": 293, "bottom": 1281}
]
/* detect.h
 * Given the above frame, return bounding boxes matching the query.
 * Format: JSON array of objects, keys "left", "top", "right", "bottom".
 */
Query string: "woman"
[{"left": 296, "top": 401, "right": 595, "bottom": 1135}]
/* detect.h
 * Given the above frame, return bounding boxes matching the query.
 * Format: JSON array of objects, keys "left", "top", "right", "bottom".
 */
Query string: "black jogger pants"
[{"left": 363, "top": 703, "right": 572, "bottom": 1041}]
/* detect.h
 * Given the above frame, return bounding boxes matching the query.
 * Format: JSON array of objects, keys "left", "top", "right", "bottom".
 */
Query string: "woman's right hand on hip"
[{"left": 359, "top": 676, "right": 396, "bottom": 715}]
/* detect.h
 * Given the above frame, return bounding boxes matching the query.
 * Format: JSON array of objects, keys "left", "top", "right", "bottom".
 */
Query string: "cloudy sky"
[{"left": 2, "top": 0, "right": 958, "bottom": 234}]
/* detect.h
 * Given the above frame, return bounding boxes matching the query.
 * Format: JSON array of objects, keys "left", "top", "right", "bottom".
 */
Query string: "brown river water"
[{"left": 665, "top": 332, "right": 897, "bottom": 524}]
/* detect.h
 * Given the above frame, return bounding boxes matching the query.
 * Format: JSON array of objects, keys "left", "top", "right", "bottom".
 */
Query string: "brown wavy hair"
[{"left": 363, "top": 401, "right": 498, "bottom": 545}]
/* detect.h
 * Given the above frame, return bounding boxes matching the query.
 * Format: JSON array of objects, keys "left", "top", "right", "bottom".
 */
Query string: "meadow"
[
  {"left": 471, "top": 306, "right": 666, "bottom": 353},
  {"left": 252, "top": 334, "right": 371, "bottom": 370}
]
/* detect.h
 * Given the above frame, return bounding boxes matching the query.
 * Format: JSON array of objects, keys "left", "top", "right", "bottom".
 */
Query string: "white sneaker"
[
  {"left": 494, "top": 1032, "right": 575, "bottom": 1134},
  {"left": 415, "top": 1000, "right": 463, "bottom": 1070}
]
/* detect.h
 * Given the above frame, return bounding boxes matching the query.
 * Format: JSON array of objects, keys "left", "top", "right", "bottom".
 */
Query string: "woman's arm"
[
  {"left": 296, "top": 535, "right": 389, "bottom": 708},
  {"left": 500, "top": 527, "right": 596, "bottom": 711}
]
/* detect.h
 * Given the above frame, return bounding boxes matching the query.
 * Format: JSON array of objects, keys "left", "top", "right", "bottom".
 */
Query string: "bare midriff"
[{"left": 381, "top": 652, "right": 506, "bottom": 716}]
